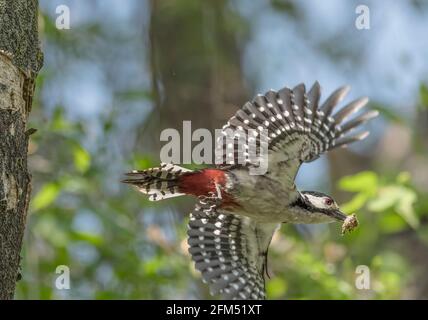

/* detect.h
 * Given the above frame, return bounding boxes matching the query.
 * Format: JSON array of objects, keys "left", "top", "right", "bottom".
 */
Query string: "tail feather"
[{"left": 123, "top": 163, "right": 192, "bottom": 201}]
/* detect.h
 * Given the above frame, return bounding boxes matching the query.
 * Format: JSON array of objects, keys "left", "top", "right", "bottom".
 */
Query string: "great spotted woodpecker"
[{"left": 123, "top": 82, "right": 378, "bottom": 300}]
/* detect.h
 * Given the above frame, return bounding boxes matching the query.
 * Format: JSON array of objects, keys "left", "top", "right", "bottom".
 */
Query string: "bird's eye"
[{"left": 324, "top": 198, "right": 333, "bottom": 206}]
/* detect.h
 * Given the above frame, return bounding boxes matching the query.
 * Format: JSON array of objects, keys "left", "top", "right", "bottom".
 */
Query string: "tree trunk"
[
  {"left": 147, "top": 0, "right": 248, "bottom": 299},
  {"left": 144, "top": 0, "right": 249, "bottom": 151},
  {"left": 0, "top": 0, "right": 43, "bottom": 299}
]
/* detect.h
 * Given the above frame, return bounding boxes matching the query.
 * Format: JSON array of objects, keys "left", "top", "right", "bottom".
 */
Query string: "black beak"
[{"left": 330, "top": 209, "right": 347, "bottom": 222}]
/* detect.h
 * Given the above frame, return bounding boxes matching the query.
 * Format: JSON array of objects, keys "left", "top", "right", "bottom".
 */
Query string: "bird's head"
[{"left": 296, "top": 191, "right": 347, "bottom": 222}]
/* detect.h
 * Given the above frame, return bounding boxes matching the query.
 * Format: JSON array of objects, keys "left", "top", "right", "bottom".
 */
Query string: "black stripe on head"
[
  {"left": 301, "top": 190, "right": 329, "bottom": 198},
  {"left": 289, "top": 193, "right": 316, "bottom": 212},
  {"left": 290, "top": 191, "right": 333, "bottom": 213}
]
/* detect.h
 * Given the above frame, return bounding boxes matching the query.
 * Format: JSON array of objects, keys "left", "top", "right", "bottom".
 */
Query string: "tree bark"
[{"left": 0, "top": 0, "right": 43, "bottom": 299}]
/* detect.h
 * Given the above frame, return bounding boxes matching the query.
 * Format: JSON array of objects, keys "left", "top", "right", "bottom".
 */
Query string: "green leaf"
[
  {"left": 338, "top": 171, "right": 378, "bottom": 195},
  {"left": 379, "top": 212, "right": 407, "bottom": 234},
  {"left": 73, "top": 145, "right": 91, "bottom": 173},
  {"left": 396, "top": 172, "right": 411, "bottom": 184},
  {"left": 367, "top": 187, "right": 398, "bottom": 212},
  {"left": 72, "top": 231, "right": 104, "bottom": 246},
  {"left": 396, "top": 187, "right": 418, "bottom": 228},
  {"left": 340, "top": 192, "right": 369, "bottom": 213},
  {"left": 369, "top": 185, "right": 419, "bottom": 228},
  {"left": 62, "top": 176, "right": 91, "bottom": 193},
  {"left": 50, "top": 107, "right": 73, "bottom": 133},
  {"left": 266, "top": 277, "right": 287, "bottom": 298},
  {"left": 142, "top": 256, "right": 165, "bottom": 276},
  {"left": 32, "top": 183, "right": 60, "bottom": 211}
]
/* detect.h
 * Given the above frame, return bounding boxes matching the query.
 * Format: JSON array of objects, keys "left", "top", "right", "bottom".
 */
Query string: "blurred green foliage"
[
  {"left": 17, "top": 100, "right": 427, "bottom": 299},
  {"left": 14, "top": 1, "right": 428, "bottom": 300},
  {"left": 264, "top": 169, "right": 424, "bottom": 299}
]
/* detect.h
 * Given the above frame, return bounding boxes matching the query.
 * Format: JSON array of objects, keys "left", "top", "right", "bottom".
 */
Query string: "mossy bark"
[{"left": 0, "top": 0, "right": 43, "bottom": 299}]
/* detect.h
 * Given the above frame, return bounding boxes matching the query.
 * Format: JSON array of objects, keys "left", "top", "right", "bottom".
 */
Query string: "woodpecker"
[{"left": 123, "top": 82, "right": 378, "bottom": 300}]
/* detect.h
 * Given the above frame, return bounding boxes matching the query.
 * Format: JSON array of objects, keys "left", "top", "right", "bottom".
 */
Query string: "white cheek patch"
[{"left": 305, "top": 194, "right": 330, "bottom": 210}]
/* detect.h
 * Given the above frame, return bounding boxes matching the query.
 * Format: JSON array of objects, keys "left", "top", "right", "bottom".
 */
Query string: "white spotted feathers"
[
  {"left": 216, "top": 82, "right": 378, "bottom": 167},
  {"left": 125, "top": 82, "right": 378, "bottom": 301},
  {"left": 187, "top": 197, "right": 279, "bottom": 300}
]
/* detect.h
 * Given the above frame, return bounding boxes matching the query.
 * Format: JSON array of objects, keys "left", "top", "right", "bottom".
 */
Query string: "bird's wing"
[
  {"left": 216, "top": 82, "right": 378, "bottom": 189},
  {"left": 187, "top": 197, "right": 279, "bottom": 300}
]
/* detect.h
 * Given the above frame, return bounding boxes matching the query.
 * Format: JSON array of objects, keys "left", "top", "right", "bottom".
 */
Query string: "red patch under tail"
[{"left": 179, "top": 169, "right": 237, "bottom": 207}]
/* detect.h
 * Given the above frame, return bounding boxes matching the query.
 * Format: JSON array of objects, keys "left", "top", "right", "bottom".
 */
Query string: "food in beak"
[{"left": 341, "top": 213, "right": 358, "bottom": 235}]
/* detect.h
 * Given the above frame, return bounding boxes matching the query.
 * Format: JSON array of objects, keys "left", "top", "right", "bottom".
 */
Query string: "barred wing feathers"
[
  {"left": 216, "top": 82, "right": 378, "bottom": 188},
  {"left": 217, "top": 82, "right": 377, "bottom": 164},
  {"left": 188, "top": 197, "right": 279, "bottom": 300}
]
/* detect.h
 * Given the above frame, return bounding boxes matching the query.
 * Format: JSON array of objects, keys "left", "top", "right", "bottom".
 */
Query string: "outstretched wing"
[
  {"left": 216, "top": 82, "right": 378, "bottom": 189},
  {"left": 187, "top": 197, "right": 279, "bottom": 300}
]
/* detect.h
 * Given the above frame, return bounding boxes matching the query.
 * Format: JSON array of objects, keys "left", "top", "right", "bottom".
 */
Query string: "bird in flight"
[{"left": 123, "top": 82, "right": 378, "bottom": 300}]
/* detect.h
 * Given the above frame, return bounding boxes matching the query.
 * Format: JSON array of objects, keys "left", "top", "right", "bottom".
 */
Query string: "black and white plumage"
[
  {"left": 188, "top": 196, "right": 278, "bottom": 299},
  {"left": 122, "top": 163, "right": 191, "bottom": 201},
  {"left": 124, "top": 82, "right": 378, "bottom": 300},
  {"left": 216, "top": 82, "right": 376, "bottom": 187}
]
